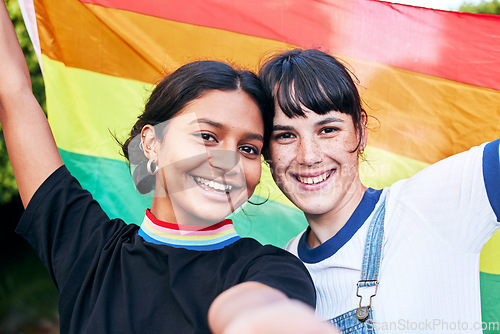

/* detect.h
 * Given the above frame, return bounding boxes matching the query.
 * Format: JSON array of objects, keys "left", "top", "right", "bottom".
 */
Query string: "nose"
[
  {"left": 208, "top": 149, "right": 240, "bottom": 176},
  {"left": 296, "top": 137, "right": 323, "bottom": 166}
]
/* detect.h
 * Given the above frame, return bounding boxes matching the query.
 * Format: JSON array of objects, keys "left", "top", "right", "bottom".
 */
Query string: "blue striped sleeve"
[{"left": 483, "top": 138, "right": 500, "bottom": 221}]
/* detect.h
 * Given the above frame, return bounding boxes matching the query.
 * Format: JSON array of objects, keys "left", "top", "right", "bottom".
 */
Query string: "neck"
[
  {"left": 139, "top": 209, "right": 240, "bottom": 250},
  {"left": 150, "top": 195, "right": 219, "bottom": 227},
  {"left": 305, "top": 181, "right": 367, "bottom": 248}
]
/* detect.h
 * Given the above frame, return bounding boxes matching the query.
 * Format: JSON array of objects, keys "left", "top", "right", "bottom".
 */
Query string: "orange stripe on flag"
[
  {"left": 35, "top": 0, "right": 292, "bottom": 83},
  {"left": 80, "top": 0, "right": 500, "bottom": 91}
]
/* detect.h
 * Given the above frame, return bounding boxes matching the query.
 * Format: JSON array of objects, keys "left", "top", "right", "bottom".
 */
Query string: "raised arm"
[{"left": 0, "top": 2, "right": 62, "bottom": 207}]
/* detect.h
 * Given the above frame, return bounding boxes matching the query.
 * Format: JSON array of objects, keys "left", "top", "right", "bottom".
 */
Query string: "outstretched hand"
[
  {"left": 223, "top": 299, "right": 340, "bottom": 334},
  {"left": 209, "top": 282, "right": 340, "bottom": 334}
]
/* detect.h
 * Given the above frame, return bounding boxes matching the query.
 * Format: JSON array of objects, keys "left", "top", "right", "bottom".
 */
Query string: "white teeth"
[
  {"left": 195, "top": 176, "right": 232, "bottom": 192},
  {"left": 297, "top": 171, "right": 331, "bottom": 185}
]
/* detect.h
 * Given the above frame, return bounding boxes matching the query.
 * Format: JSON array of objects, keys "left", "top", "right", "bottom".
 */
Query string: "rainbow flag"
[{"left": 19, "top": 0, "right": 500, "bottom": 329}]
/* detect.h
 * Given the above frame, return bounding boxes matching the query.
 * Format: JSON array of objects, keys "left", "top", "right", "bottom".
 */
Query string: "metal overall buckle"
[{"left": 355, "top": 280, "right": 378, "bottom": 322}]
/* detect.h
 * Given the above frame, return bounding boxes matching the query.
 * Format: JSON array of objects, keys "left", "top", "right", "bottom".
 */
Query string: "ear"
[{"left": 141, "top": 125, "right": 160, "bottom": 160}]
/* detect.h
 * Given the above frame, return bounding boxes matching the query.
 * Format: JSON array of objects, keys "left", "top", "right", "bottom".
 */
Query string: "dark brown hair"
[
  {"left": 259, "top": 49, "right": 367, "bottom": 160},
  {"left": 122, "top": 60, "right": 273, "bottom": 194}
]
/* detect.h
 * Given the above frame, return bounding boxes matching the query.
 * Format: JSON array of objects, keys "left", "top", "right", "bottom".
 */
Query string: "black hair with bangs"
[{"left": 258, "top": 49, "right": 367, "bottom": 158}]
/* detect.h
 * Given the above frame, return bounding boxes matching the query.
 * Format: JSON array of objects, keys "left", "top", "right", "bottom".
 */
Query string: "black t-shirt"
[{"left": 17, "top": 166, "right": 315, "bottom": 334}]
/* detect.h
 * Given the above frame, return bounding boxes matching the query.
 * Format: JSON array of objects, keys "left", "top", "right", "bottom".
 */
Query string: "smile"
[
  {"left": 295, "top": 170, "right": 333, "bottom": 185},
  {"left": 194, "top": 176, "right": 233, "bottom": 193}
]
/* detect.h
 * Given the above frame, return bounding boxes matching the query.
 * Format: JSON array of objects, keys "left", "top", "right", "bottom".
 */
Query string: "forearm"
[
  {"left": 0, "top": 1, "right": 32, "bottom": 105},
  {"left": 208, "top": 282, "right": 338, "bottom": 334},
  {"left": 0, "top": 2, "right": 62, "bottom": 207}
]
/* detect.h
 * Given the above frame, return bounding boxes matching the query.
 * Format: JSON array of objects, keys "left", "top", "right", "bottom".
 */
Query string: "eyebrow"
[
  {"left": 246, "top": 133, "right": 264, "bottom": 142},
  {"left": 272, "top": 124, "right": 294, "bottom": 132},
  {"left": 273, "top": 116, "right": 344, "bottom": 132},
  {"left": 191, "top": 118, "right": 264, "bottom": 142},
  {"left": 191, "top": 118, "right": 224, "bottom": 129},
  {"left": 316, "top": 117, "right": 344, "bottom": 126}
]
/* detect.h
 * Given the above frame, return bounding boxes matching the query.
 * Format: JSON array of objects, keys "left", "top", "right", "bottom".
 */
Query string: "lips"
[
  {"left": 193, "top": 176, "right": 234, "bottom": 193},
  {"left": 294, "top": 170, "right": 333, "bottom": 185}
]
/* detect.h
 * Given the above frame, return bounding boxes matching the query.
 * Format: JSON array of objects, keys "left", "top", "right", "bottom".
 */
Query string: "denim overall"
[{"left": 329, "top": 199, "right": 386, "bottom": 334}]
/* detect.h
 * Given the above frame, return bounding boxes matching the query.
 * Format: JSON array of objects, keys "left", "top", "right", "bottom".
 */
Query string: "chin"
[
  {"left": 299, "top": 206, "right": 331, "bottom": 216},
  {"left": 199, "top": 207, "right": 233, "bottom": 223},
  {"left": 293, "top": 198, "right": 334, "bottom": 216}
]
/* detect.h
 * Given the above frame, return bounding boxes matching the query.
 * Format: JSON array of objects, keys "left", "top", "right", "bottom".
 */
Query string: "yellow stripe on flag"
[
  {"left": 481, "top": 230, "right": 500, "bottom": 275},
  {"left": 346, "top": 56, "right": 500, "bottom": 164},
  {"left": 43, "top": 55, "right": 153, "bottom": 160},
  {"left": 360, "top": 146, "right": 430, "bottom": 189}
]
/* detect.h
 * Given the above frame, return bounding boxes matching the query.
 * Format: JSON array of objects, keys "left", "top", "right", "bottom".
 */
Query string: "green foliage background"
[{"left": 460, "top": 0, "right": 500, "bottom": 13}]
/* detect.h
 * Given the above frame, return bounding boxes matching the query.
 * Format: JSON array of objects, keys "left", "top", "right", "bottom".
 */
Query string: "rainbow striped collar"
[{"left": 138, "top": 209, "right": 240, "bottom": 251}]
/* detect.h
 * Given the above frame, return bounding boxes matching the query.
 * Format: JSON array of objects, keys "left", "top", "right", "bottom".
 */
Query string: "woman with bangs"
[
  {"left": 0, "top": 4, "right": 341, "bottom": 334},
  {"left": 259, "top": 49, "right": 500, "bottom": 334}
]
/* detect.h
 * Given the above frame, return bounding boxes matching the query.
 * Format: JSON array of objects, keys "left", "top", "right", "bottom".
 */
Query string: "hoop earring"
[
  {"left": 147, "top": 159, "right": 159, "bottom": 175},
  {"left": 139, "top": 141, "right": 144, "bottom": 151}
]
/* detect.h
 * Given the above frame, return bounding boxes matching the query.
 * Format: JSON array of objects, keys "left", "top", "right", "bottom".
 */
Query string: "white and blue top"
[{"left": 286, "top": 139, "right": 500, "bottom": 334}]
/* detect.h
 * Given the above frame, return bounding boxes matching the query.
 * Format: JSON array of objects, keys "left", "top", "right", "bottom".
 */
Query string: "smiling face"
[
  {"left": 269, "top": 107, "right": 366, "bottom": 220},
  {"left": 146, "top": 89, "right": 264, "bottom": 226}
]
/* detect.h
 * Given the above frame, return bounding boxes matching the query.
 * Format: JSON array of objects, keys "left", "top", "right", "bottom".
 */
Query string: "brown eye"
[
  {"left": 320, "top": 127, "right": 339, "bottom": 134},
  {"left": 199, "top": 133, "right": 218, "bottom": 142},
  {"left": 239, "top": 145, "right": 259, "bottom": 155},
  {"left": 275, "top": 132, "right": 295, "bottom": 140}
]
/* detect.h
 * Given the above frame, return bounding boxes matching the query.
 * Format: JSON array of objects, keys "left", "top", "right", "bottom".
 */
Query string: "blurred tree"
[
  {"left": 460, "top": 0, "right": 500, "bottom": 14},
  {"left": 1, "top": 0, "right": 46, "bottom": 204}
]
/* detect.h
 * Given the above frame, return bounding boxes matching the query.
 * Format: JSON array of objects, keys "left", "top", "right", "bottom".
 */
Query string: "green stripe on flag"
[
  {"left": 231, "top": 196, "right": 307, "bottom": 248},
  {"left": 480, "top": 271, "right": 500, "bottom": 333},
  {"left": 60, "top": 149, "right": 307, "bottom": 246},
  {"left": 60, "top": 149, "right": 151, "bottom": 224}
]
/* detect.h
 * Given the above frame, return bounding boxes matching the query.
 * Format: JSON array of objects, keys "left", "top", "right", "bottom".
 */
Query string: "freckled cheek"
[
  {"left": 267, "top": 159, "right": 289, "bottom": 188},
  {"left": 324, "top": 141, "right": 356, "bottom": 160},
  {"left": 338, "top": 152, "right": 361, "bottom": 174},
  {"left": 269, "top": 144, "right": 293, "bottom": 167},
  {"left": 269, "top": 163, "right": 290, "bottom": 186}
]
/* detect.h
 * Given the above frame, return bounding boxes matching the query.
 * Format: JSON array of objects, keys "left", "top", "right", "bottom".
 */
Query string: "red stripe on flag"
[{"left": 79, "top": 0, "right": 500, "bottom": 91}]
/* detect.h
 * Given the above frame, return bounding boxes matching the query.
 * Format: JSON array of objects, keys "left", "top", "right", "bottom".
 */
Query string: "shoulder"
[
  {"left": 229, "top": 237, "right": 303, "bottom": 263},
  {"left": 382, "top": 140, "right": 500, "bottom": 252},
  {"left": 284, "top": 230, "right": 306, "bottom": 256},
  {"left": 27, "top": 165, "right": 74, "bottom": 203},
  {"left": 23, "top": 165, "right": 91, "bottom": 210},
  {"left": 224, "top": 237, "right": 312, "bottom": 282},
  {"left": 228, "top": 238, "right": 316, "bottom": 308},
  {"left": 387, "top": 139, "right": 499, "bottom": 211}
]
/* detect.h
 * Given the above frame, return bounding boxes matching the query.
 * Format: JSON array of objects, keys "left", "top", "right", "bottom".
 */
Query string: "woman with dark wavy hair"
[{"left": 0, "top": 4, "right": 339, "bottom": 333}]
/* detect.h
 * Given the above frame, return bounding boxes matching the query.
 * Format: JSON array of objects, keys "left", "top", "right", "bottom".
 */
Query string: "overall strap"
[
  {"left": 355, "top": 197, "right": 386, "bottom": 321},
  {"left": 360, "top": 198, "right": 386, "bottom": 285}
]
